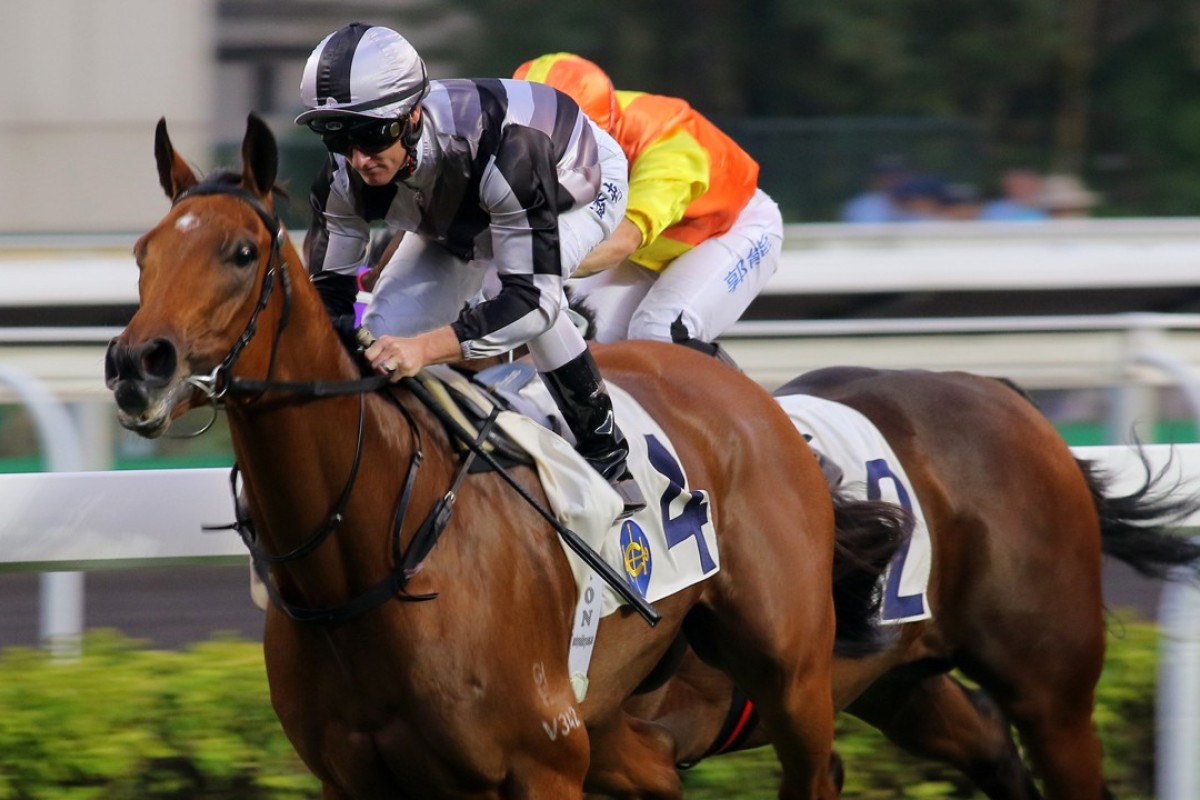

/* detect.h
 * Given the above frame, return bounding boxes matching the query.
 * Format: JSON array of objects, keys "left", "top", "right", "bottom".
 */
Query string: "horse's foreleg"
[
  {"left": 500, "top": 720, "right": 592, "bottom": 800},
  {"left": 767, "top": 662, "right": 839, "bottom": 800},
  {"left": 584, "top": 713, "right": 683, "bottom": 800},
  {"left": 846, "top": 668, "right": 1040, "bottom": 799}
]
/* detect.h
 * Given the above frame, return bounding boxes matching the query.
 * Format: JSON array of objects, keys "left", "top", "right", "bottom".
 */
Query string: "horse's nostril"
[
  {"left": 104, "top": 337, "right": 178, "bottom": 389},
  {"left": 140, "top": 338, "right": 178, "bottom": 385},
  {"left": 104, "top": 341, "right": 120, "bottom": 388}
]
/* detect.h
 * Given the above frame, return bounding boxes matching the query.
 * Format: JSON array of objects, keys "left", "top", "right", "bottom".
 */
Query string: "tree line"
[{"left": 452, "top": 0, "right": 1200, "bottom": 217}]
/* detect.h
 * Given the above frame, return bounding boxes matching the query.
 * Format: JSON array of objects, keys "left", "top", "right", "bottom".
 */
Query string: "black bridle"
[
  {"left": 176, "top": 183, "right": 298, "bottom": 403},
  {"left": 177, "top": 181, "right": 659, "bottom": 626},
  {"left": 175, "top": 182, "right": 440, "bottom": 624}
]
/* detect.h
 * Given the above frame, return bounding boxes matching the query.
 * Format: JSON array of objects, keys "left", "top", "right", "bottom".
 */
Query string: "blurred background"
[
  {"left": 6, "top": 0, "right": 1200, "bottom": 229},
  {"left": 2, "top": 1, "right": 1200, "bottom": 796}
]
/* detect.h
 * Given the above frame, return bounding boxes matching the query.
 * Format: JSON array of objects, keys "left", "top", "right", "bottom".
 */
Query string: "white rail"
[
  {"left": 1159, "top": 567, "right": 1200, "bottom": 800},
  {"left": 0, "top": 367, "right": 85, "bottom": 660},
  {"left": 5, "top": 218, "right": 1200, "bottom": 306},
  {"left": 8, "top": 312, "right": 1200, "bottom": 401},
  {"left": 0, "top": 446, "right": 1194, "bottom": 570}
]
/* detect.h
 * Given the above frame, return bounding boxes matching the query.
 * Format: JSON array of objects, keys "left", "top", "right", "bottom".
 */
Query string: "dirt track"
[{"left": 0, "top": 559, "right": 1167, "bottom": 651}]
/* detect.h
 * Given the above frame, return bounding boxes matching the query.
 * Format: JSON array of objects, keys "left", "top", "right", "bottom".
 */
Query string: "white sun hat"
[
  {"left": 1035, "top": 174, "right": 1100, "bottom": 211},
  {"left": 296, "top": 23, "right": 429, "bottom": 126}
]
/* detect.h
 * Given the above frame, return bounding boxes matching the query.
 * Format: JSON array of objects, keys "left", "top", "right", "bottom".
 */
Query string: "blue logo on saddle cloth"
[{"left": 620, "top": 520, "right": 653, "bottom": 597}]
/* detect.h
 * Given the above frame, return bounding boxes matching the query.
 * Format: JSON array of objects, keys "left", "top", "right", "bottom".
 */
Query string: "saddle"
[
  {"left": 776, "top": 393, "right": 932, "bottom": 624},
  {"left": 412, "top": 364, "right": 539, "bottom": 471}
]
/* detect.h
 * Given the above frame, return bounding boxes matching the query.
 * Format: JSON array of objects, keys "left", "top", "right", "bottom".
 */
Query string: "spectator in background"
[
  {"left": 1034, "top": 174, "right": 1100, "bottom": 219},
  {"left": 891, "top": 175, "right": 949, "bottom": 221},
  {"left": 841, "top": 156, "right": 912, "bottom": 223},
  {"left": 980, "top": 167, "right": 1048, "bottom": 221},
  {"left": 941, "top": 182, "right": 983, "bottom": 220}
]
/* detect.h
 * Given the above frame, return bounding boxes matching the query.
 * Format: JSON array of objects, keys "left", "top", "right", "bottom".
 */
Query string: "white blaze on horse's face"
[{"left": 175, "top": 212, "right": 200, "bottom": 233}]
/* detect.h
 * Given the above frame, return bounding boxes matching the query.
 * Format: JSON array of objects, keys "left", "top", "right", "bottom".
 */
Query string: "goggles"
[{"left": 308, "top": 117, "right": 406, "bottom": 156}]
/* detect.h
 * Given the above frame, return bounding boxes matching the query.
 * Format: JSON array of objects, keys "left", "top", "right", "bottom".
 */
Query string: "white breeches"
[{"left": 568, "top": 188, "right": 782, "bottom": 344}]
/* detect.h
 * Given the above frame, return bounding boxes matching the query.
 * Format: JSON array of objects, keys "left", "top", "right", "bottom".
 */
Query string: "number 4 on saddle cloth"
[{"left": 422, "top": 362, "right": 721, "bottom": 701}]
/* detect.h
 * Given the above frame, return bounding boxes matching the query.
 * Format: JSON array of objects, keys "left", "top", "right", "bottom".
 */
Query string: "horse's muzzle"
[{"left": 105, "top": 337, "right": 178, "bottom": 415}]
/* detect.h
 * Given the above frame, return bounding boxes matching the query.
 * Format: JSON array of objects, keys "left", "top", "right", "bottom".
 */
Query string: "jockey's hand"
[
  {"left": 366, "top": 335, "right": 423, "bottom": 381},
  {"left": 572, "top": 217, "right": 642, "bottom": 278},
  {"left": 365, "top": 326, "right": 463, "bottom": 382}
]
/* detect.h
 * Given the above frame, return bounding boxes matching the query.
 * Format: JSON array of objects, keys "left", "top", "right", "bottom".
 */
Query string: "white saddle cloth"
[{"left": 775, "top": 393, "right": 932, "bottom": 624}]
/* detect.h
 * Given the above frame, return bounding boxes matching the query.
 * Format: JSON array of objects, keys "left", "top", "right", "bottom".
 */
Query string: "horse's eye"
[{"left": 232, "top": 242, "right": 258, "bottom": 268}]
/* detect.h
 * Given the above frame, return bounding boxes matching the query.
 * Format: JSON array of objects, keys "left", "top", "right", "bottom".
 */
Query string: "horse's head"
[{"left": 106, "top": 113, "right": 291, "bottom": 437}]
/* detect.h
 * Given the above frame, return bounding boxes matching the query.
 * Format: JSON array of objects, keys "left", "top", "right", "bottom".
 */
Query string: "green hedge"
[
  {"left": 0, "top": 623, "right": 1162, "bottom": 799},
  {"left": 0, "top": 632, "right": 318, "bottom": 800}
]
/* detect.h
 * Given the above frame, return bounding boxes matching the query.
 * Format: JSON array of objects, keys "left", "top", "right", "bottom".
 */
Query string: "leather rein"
[{"left": 177, "top": 182, "right": 484, "bottom": 625}]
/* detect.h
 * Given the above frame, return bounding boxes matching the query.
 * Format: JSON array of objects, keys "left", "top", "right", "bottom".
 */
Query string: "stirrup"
[{"left": 611, "top": 473, "right": 647, "bottom": 520}]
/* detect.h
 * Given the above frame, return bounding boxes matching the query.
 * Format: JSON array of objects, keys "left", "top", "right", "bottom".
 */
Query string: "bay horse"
[
  {"left": 104, "top": 114, "right": 899, "bottom": 799},
  {"left": 618, "top": 366, "right": 1200, "bottom": 799}
]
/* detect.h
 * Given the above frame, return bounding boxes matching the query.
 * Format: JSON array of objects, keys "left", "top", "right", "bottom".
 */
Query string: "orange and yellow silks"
[{"left": 515, "top": 53, "right": 759, "bottom": 272}]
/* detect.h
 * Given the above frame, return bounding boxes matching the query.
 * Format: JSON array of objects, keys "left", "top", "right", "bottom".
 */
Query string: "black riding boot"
[
  {"left": 670, "top": 314, "right": 741, "bottom": 370},
  {"left": 541, "top": 351, "right": 647, "bottom": 518}
]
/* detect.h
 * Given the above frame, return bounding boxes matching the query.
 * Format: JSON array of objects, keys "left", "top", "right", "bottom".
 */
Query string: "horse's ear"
[
  {"left": 154, "top": 117, "right": 199, "bottom": 201},
  {"left": 241, "top": 112, "right": 279, "bottom": 199}
]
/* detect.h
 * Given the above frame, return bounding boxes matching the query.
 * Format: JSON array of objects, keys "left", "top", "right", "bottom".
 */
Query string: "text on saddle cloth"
[{"left": 774, "top": 393, "right": 933, "bottom": 625}]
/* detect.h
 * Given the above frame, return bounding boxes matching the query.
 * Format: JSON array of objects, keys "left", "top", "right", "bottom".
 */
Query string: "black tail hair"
[
  {"left": 996, "top": 375, "right": 1200, "bottom": 580},
  {"left": 830, "top": 491, "right": 912, "bottom": 657},
  {"left": 1079, "top": 447, "right": 1200, "bottom": 580}
]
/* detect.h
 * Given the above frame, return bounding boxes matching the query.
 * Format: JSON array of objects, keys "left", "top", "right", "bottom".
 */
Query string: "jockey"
[
  {"left": 297, "top": 24, "right": 644, "bottom": 515},
  {"left": 513, "top": 53, "right": 783, "bottom": 354}
]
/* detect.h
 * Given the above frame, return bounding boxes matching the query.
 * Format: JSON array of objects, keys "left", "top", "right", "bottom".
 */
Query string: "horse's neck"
[
  {"left": 224, "top": 260, "right": 391, "bottom": 542},
  {"left": 256, "top": 255, "right": 359, "bottom": 385}
]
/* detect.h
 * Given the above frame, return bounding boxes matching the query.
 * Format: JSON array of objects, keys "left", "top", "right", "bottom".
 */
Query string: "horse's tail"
[
  {"left": 830, "top": 491, "right": 912, "bottom": 656},
  {"left": 995, "top": 376, "right": 1200, "bottom": 578},
  {"left": 1078, "top": 449, "right": 1200, "bottom": 580}
]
